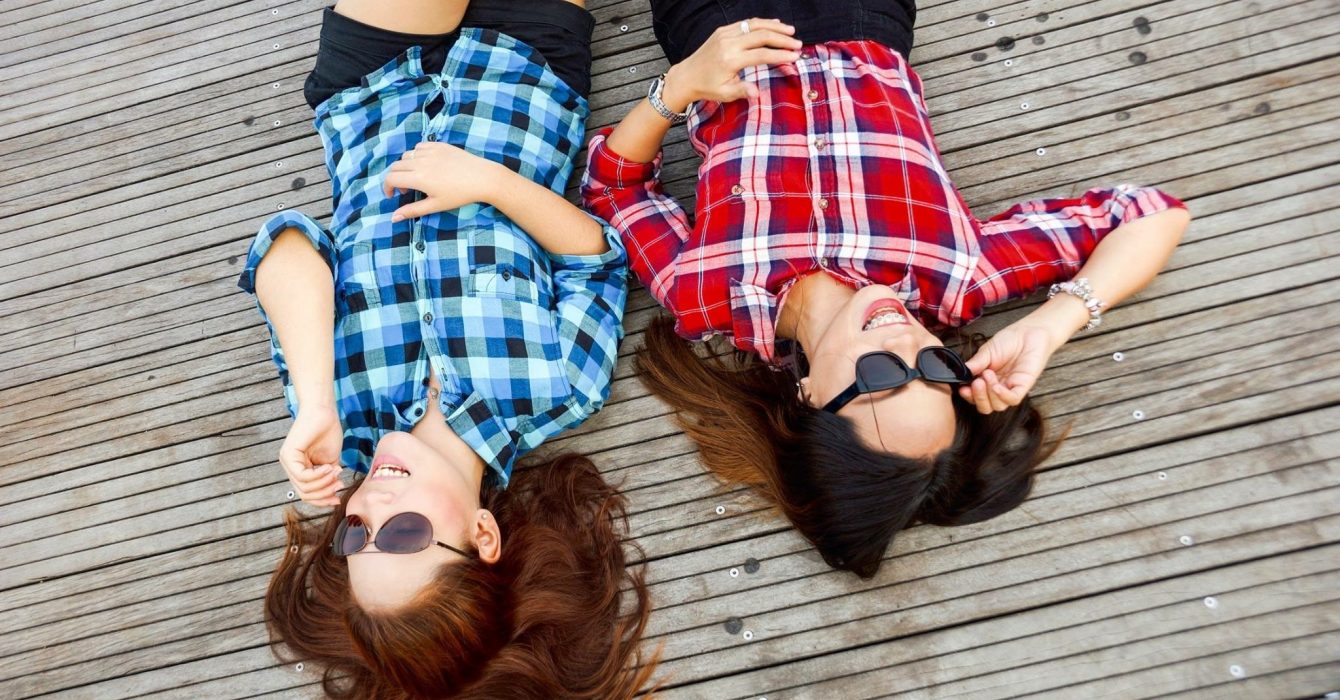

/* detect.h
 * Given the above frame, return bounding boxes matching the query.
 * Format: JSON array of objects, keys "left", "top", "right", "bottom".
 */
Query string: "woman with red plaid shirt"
[{"left": 583, "top": 1, "right": 1191, "bottom": 578}]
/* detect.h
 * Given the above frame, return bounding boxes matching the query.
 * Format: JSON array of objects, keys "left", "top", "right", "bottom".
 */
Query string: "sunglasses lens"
[
  {"left": 334, "top": 515, "right": 368, "bottom": 556},
  {"left": 921, "top": 347, "right": 972, "bottom": 383},
  {"left": 376, "top": 512, "right": 434, "bottom": 554},
  {"left": 857, "top": 353, "right": 912, "bottom": 390}
]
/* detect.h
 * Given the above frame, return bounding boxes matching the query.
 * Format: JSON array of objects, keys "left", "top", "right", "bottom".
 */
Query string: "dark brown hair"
[
  {"left": 265, "top": 454, "right": 660, "bottom": 699},
  {"left": 637, "top": 316, "right": 1059, "bottom": 578}
]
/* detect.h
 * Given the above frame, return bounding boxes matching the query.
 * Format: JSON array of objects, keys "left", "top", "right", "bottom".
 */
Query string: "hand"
[
  {"left": 663, "top": 18, "right": 802, "bottom": 108},
  {"left": 279, "top": 406, "right": 344, "bottom": 507},
  {"left": 957, "top": 323, "right": 1056, "bottom": 415},
  {"left": 382, "top": 142, "right": 501, "bottom": 222}
]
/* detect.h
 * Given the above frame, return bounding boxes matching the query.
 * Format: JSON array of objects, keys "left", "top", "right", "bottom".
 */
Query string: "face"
[
  {"left": 343, "top": 431, "right": 501, "bottom": 612},
  {"left": 800, "top": 285, "right": 958, "bottom": 458}
]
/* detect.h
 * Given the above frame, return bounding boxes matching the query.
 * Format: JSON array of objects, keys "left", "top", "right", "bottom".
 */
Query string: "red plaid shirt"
[{"left": 583, "top": 41, "right": 1185, "bottom": 363}]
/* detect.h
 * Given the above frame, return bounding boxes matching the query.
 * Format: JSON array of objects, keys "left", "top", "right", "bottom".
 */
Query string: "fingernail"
[{"left": 392, "top": 214, "right": 403, "bottom": 222}]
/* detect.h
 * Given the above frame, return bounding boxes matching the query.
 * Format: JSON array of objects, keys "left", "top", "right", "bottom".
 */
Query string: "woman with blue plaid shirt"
[{"left": 238, "top": 1, "right": 657, "bottom": 696}]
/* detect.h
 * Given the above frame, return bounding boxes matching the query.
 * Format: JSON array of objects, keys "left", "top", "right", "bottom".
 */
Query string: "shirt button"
[
  {"left": 813, "top": 137, "right": 827, "bottom": 151},
  {"left": 819, "top": 259, "right": 830, "bottom": 269},
  {"left": 818, "top": 198, "right": 830, "bottom": 210},
  {"left": 501, "top": 270, "right": 512, "bottom": 281},
  {"left": 731, "top": 184, "right": 744, "bottom": 196},
  {"left": 807, "top": 89, "right": 820, "bottom": 101},
  {"left": 423, "top": 312, "right": 433, "bottom": 323},
  {"left": 415, "top": 241, "right": 425, "bottom": 252}
]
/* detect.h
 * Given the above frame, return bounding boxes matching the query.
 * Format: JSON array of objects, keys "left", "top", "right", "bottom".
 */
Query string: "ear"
[{"left": 471, "top": 509, "right": 502, "bottom": 565}]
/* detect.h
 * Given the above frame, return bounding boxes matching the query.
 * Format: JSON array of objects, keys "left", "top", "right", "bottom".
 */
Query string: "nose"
[{"left": 881, "top": 334, "right": 921, "bottom": 360}]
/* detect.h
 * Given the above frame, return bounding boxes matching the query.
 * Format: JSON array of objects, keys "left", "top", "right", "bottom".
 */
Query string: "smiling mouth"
[
  {"left": 863, "top": 301, "right": 910, "bottom": 331},
  {"left": 369, "top": 462, "right": 412, "bottom": 480}
]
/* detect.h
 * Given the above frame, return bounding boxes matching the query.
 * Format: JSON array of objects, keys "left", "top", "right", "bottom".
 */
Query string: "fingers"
[
  {"left": 391, "top": 197, "right": 441, "bottom": 223},
  {"left": 968, "top": 377, "right": 994, "bottom": 415},
  {"left": 291, "top": 464, "right": 342, "bottom": 505},
  {"left": 383, "top": 171, "right": 421, "bottom": 200},
  {"left": 983, "top": 370, "right": 1012, "bottom": 412},
  {"left": 965, "top": 349, "right": 991, "bottom": 376},
  {"left": 737, "top": 28, "right": 803, "bottom": 51},
  {"left": 716, "top": 18, "right": 795, "bottom": 38},
  {"left": 303, "top": 465, "right": 344, "bottom": 506},
  {"left": 737, "top": 47, "right": 803, "bottom": 69}
]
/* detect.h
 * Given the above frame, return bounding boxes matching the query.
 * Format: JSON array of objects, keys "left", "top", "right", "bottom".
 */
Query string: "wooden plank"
[
  {"left": 1026, "top": 629, "right": 1340, "bottom": 699},
  {"left": 0, "top": 0, "right": 302, "bottom": 78},
  {"left": 678, "top": 546, "right": 1340, "bottom": 696},
  {"left": 648, "top": 493, "right": 1340, "bottom": 686}
]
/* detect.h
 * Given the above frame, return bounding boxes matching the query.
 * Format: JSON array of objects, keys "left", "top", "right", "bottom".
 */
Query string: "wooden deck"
[{"left": 2, "top": 0, "right": 1339, "bottom": 696}]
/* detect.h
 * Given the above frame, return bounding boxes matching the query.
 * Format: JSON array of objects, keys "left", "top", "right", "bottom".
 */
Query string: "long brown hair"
[
  {"left": 638, "top": 315, "right": 1059, "bottom": 578},
  {"left": 265, "top": 454, "right": 659, "bottom": 699}
]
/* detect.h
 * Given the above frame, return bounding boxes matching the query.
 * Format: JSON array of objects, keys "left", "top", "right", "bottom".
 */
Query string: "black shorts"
[{"left": 303, "top": 0, "right": 595, "bottom": 110}]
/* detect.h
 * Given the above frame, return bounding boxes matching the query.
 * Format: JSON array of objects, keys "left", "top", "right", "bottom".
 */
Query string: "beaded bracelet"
[{"left": 1047, "top": 277, "right": 1104, "bottom": 331}]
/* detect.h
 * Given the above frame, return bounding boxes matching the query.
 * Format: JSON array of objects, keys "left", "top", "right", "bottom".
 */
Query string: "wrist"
[
  {"left": 660, "top": 65, "right": 695, "bottom": 113},
  {"left": 477, "top": 159, "right": 511, "bottom": 207},
  {"left": 296, "top": 384, "right": 336, "bottom": 414},
  {"left": 1026, "top": 296, "right": 1090, "bottom": 352}
]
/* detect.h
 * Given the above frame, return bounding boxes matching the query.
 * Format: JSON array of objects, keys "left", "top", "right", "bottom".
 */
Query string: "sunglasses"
[
  {"left": 821, "top": 346, "right": 973, "bottom": 413},
  {"left": 332, "top": 513, "right": 474, "bottom": 559}
]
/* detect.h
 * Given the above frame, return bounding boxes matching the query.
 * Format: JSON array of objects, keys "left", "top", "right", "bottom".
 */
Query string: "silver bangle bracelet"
[{"left": 1047, "top": 277, "right": 1104, "bottom": 331}]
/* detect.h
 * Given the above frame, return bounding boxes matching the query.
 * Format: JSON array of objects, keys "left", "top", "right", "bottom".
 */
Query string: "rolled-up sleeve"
[
  {"left": 968, "top": 185, "right": 1187, "bottom": 310},
  {"left": 236, "top": 210, "right": 338, "bottom": 417},
  {"left": 549, "top": 217, "right": 629, "bottom": 419},
  {"left": 581, "top": 129, "right": 691, "bottom": 311}
]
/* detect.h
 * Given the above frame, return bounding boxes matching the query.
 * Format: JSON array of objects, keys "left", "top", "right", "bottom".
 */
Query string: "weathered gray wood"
[
  {"left": 3, "top": 0, "right": 1339, "bottom": 697},
  {"left": 682, "top": 546, "right": 1340, "bottom": 697}
]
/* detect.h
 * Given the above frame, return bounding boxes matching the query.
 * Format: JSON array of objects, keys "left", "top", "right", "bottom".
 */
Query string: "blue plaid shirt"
[{"left": 238, "top": 29, "right": 627, "bottom": 486}]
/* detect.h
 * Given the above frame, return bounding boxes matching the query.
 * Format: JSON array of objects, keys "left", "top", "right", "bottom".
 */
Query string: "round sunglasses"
[
  {"left": 332, "top": 512, "right": 474, "bottom": 559},
  {"left": 821, "top": 346, "right": 973, "bottom": 414}
]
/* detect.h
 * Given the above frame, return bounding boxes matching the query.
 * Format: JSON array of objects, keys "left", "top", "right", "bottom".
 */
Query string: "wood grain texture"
[{"left": 2, "top": 0, "right": 1338, "bottom": 696}]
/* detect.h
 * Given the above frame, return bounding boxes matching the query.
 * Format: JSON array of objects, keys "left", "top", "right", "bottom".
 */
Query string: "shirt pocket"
[
  {"left": 468, "top": 263, "right": 541, "bottom": 304},
  {"left": 339, "top": 242, "right": 383, "bottom": 312}
]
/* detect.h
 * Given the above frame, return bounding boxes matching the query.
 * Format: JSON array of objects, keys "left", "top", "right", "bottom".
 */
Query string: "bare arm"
[
  {"left": 254, "top": 227, "right": 343, "bottom": 505},
  {"left": 1028, "top": 207, "right": 1193, "bottom": 346},
  {"left": 254, "top": 227, "right": 337, "bottom": 410},
  {"left": 962, "top": 207, "right": 1192, "bottom": 413}
]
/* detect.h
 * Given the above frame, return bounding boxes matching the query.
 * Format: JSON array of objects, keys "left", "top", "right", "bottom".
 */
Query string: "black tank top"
[{"left": 651, "top": 0, "right": 916, "bottom": 64}]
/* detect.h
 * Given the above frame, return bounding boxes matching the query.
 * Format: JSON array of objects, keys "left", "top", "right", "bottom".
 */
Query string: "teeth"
[
  {"left": 864, "top": 310, "right": 907, "bottom": 330},
  {"left": 373, "top": 465, "right": 411, "bottom": 478}
]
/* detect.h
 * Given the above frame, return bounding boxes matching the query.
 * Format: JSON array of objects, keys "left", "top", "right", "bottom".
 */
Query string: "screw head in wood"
[
  {"left": 1021, "top": 102, "right": 1031, "bottom": 110},
  {"left": 987, "top": 19, "right": 996, "bottom": 26},
  {"left": 1132, "top": 410, "right": 1145, "bottom": 420},
  {"left": 287, "top": 490, "right": 295, "bottom": 499},
  {"left": 1179, "top": 535, "right": 1194, "bottom": 546},
  {"left": 272, "top": 8, "right": 278, "bottom": 14},
  {"left": 729, "top": 568, "right": 740, "bottom": 578},
  {"left": 274, "top": 120, "right": 282, "bottom": 126},
  {"left": 273, "top": 43, "right": 280, "bottom": 49},
  {"left": 1229, "top": 665, "right": 1244, "bottom": 678},
  {"left": 1157, "top": 471, "right": 1168, "bottom": 480},
  {"left": 1204, "top": 596, "right": 1218, "bottom": 608},
  {"left": 296, "top": 662, "right": 304, "bottom": 671},
  {"left": 629, "top": 66, "right": 637, "bottom": 73},
  {"left": 742, "top": 630, "right": 754, "bottom": 640},
  {"left": 275, "top": 161, "right": 284, "bottom": 168},
  {"left": 620, "top": 24, "right": 629, "bottom": 32},
  {"left": 1113, "top": 352, "right": 1125, "bottom": 361},
  {"left": 1036, "top": 147, "right": 1046, "bottom": 156},
  {"left": 1004, "top": 59, "right": 1013, "bottom": 66},
  {"left": 715, "top": 505, "right": 726, "bottom": 515}
]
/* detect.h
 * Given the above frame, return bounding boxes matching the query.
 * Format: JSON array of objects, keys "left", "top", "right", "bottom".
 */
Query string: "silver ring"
[{"left": 739, "top": 20, "right": 750, "bottom": 34}]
